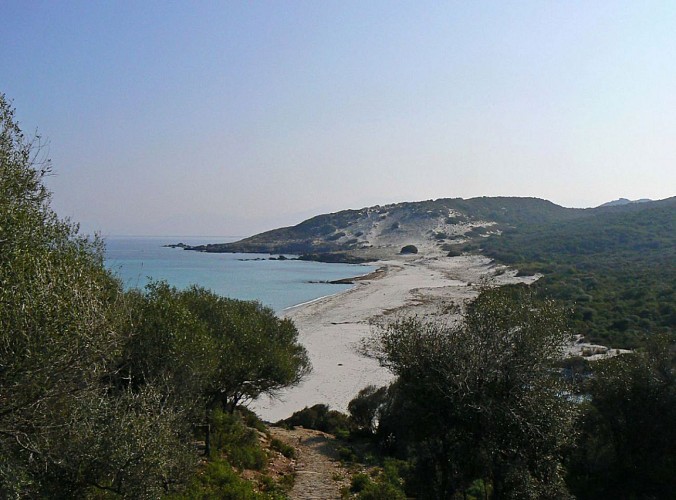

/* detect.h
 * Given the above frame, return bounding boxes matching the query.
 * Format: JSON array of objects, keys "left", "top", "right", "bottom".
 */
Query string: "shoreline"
[
  {"left": 283, "top": 266, "right": 388, "bottom": 313},
  {"left": 252, "top": 254, "right": 539, "bottom": 422}
]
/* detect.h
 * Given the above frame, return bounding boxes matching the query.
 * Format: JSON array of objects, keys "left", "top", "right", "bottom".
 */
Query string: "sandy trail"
[
  {"left": 253, "top": 254, "right": 537, "bottom": 422},
  {"left": 269, "top": 426, "right": 349, "bottom": 500}
]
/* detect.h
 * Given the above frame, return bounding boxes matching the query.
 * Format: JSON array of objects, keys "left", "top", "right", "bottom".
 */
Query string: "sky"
[{"left": 2, "top": 1, "right": 675, "bottom": 237}]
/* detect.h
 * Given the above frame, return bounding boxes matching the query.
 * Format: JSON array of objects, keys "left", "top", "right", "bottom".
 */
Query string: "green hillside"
[
  {"left": 186, "top": 195, "right": 674, "bottom": 348},
  {"left": 481, "top": 198, "right": 676, "bottom": 347}
]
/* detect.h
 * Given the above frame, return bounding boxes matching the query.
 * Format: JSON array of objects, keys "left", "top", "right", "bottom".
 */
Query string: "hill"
[
  {"left": 480, "top": 197, "right": 675, "bottom": 347},
  {"left": 186, "top": 197, "right": 583, "bottom": 261},
  {"left": 185, "top": 195, "right": 675, "bottom": 348},
  {"left": 598, "top": 197, "right": 653, "bottom": 207}
]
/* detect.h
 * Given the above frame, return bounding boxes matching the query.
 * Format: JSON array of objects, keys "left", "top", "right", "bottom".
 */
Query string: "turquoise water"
[{"left": 104, "top": 236, "right": 375, "bottom": 313}]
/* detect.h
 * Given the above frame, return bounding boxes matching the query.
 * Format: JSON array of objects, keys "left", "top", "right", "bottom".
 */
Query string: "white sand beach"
[{"left": 253, "top": 254, "right": 539, "bottom": 422}]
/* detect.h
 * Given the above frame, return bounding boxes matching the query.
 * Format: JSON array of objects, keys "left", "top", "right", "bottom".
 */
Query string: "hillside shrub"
[
  {"left": 270, "top": 438, "right": 296, "bottom": 459},
  {"left": 210, "top": 410, "right": 267, "bottom": 470},
  {"left": 276, "top": 404, "right": 352, "bottom": 436},
  {"left": 348, "top": 385, "right": 388, "bottom": 434}
]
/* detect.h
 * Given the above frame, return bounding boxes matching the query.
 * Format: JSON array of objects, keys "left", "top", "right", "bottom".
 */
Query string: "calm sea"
[{"left": 104, "top": 236, "right": 375, "bottom": 313}]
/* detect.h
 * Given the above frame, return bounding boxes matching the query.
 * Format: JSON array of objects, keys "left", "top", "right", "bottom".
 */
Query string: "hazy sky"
[{"left": 3, "top": 1, "right": 675, "bottom": 237}]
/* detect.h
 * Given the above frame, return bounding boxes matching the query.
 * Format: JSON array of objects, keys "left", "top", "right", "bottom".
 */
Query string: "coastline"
[
  {"left": 282, "top": 267, "right": 387, "bottom": 314},
  {"left": 252, "top": 254, "right": 539, "bottom": 422}
]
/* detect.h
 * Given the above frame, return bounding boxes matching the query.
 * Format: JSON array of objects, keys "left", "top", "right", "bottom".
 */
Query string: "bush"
[
  {"left": 170, "top": 458, "right": 267, "bottom": 499},
  {"left": 338, "top": 445, "right": 358, "bottom": 462},
  {"left": 210, "top": 410, "right": 267, "bottom": 470},
  {"left": 350, "top": 463, "right": 407, "bottom": 499},
  {"left": 348, "top": 385, "right": 388, "bottom": 434},
  {"left": 358, "top": 481, "right": 406, "bottom": 500},
  {"left": 270, "top": 438, "right": 296, "bottom": 459},
  {"left": 350, "top": 473, "right": 370, "bottom": 492},
  {"left": 277, "top": 404, "right": 352, "bottom": 436},
  {"left": 326, "top": 231, "right": 346, "bottom": 241},
  {"left": 239, "top": 406, "right": 269, "bottom": 434}
]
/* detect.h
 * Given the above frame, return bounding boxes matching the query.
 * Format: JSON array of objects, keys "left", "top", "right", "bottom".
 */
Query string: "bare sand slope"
[{"left": 253, "top": 254, "right": 538, "bottom": 422}]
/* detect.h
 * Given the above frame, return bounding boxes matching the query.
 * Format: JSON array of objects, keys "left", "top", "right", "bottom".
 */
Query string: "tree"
[
  {"left": 567, "top": 335, "right": 676, "bottom": 499},
  {"left": 119, "top": 283, "right": 311, "bottom": 453},
  {"left": 118, "top": 283, "right": 217, "bottom": 418},
  {"left": 1, "top": 92, "right": 113, "bottom": 494},
  {"left": 0, "top": 93, "right": 195, "bottom": 497},
  {"left": 179, "top": 286, "right": 311, "bottom": 413},
  {"left": 366, "top": 286, "right": 578, "bottom": 499},
  {"left": 0, "top": 91, "right": 311, "bottom": 496},
  {"left": 348, "top": 385, "right": 388, "bottom": 434}
]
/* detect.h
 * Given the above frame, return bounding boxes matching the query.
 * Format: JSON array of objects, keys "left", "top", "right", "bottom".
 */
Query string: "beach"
[{"left": 252, "top": 254, "right": 539, "bottom": 422}]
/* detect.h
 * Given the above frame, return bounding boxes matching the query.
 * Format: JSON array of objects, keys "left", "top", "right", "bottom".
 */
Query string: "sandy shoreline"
[{"left": 252, "top": 254, "right": 539, "bottom": 422}]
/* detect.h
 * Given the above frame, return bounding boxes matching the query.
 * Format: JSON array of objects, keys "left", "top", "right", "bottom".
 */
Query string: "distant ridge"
[
  {"left": 598, "top": 198, "right": 652, "bottom": 208},
  {"left": 182, "top": 196, "right": 673, "bottom": 262}
]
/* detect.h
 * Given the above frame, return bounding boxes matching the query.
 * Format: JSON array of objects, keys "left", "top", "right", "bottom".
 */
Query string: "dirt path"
[{"left": 269, "top": 426, "right": 351, "bottom": 499}]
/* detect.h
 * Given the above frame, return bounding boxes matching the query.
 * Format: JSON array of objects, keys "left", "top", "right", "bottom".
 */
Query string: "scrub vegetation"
[
  {"left": 0, "top": 94, "right": 307, "bottom": 498},
  {"left": 286, "top": 288, "right": 675, "bottom": 499},
  {"left": 480, "top": 199, "right": 675, "bottom": 348},
  {"left": 2, "top": 94, "right": 674, "bottom": 498}
]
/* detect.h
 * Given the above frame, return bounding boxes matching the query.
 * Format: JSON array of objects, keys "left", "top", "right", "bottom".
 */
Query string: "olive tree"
[
  {"left": 120, "top": 283, "right": 311, "bottom": 454},
  {"left": 366, "top": 286, "right": 578, "bottom": 499},
  {"left": 0, "top": 94, "right": 195, "bottom": 497},
  {"left": 180, "top": 288, "right": 312, "bottom": 412}
]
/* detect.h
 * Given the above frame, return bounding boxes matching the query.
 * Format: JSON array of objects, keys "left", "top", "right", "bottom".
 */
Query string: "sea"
[{"left": 104, "top": 236, "right": 376, "bottom": 313}]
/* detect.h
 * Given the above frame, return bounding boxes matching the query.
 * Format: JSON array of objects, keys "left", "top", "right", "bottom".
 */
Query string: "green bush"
[
  {"left": 239, "top": 406, "right": 269, "bottom": 434},
  {"left": 270, "top": 438, "right": 296, "bottom": 459},
  {"left": 357, "top": 481, "right": 406, "bottom": 500},
  {"left": 210, "top": 410, "right": 267, "bottom": 470},
  {"left": 170, "top": 459, "right": 266, "bottom": 499},
  {"left": 348, "top": 385, "right": 387, "bottom": 434},
  {"left": 338, "top": 445, "right": 357, "bottom": 462},
  {"left": 350, "top": 473, "right": 371, "bottom": 492},
  {"left": 276, "top": 404, "right": 352, "bottom": 436},
  {"left": 350, "top": 464, "right": 407, "bottom": 500}
]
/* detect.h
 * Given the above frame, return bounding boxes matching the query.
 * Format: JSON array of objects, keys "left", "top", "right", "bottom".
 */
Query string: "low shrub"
[
  {"left": 210, "top": 409, "right": 267, "bottom": 470},
  {"left": 239, "top": 406, "right": 269, "bottom": 434},
  {"left": 400, "top": 245, "right": 418, "bottom": 254},
  {"left": 349, "top": 462, "right": 408, "bottom": 500},
  {"left": 270, "top": 437, "right": 296, "bottom": 459},
  {"left": 350, "top": 473, "right": 370, "bottom": 492},
  {"left": 170, "top": 458, "right": 265, "bottom": 499},
  {"left": 358, "top": 481, "right": 406, "bottom": 500},
  {"left": 338, "top": 445, "right": 358, "bottom": 463},
  {"left": 276, "top": 404, "right": 352, "bottom": 436}
]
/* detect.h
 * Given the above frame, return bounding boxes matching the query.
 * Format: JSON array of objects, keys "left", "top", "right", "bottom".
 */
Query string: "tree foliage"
[
  {"left": 0, "top": 93, "right": 310, "bottom": 497},
  {"left": 0, "top": 92, "right": 200, "bottom": 498},
  {"left": 567, "top": 336, "right": 676, "bottom": 499},
  {"left": 119, "top": 282, "right": 311, "bottom": 436},
  {"left": 348, "top": 385, "right": 388, "bottom": 435},
  {"left": 480, "top": 199, "right": 676, "bottom": 348},
  {"left": 365, "top": 287, "right": 578, "bottom": 499}
]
